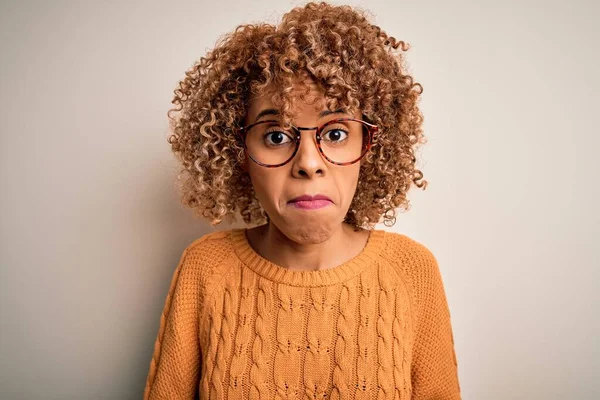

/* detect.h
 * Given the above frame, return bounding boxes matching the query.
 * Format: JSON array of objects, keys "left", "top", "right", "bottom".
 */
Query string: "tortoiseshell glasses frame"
[{"left": 237, "top": 117, "right": 379, "bottom": 168}]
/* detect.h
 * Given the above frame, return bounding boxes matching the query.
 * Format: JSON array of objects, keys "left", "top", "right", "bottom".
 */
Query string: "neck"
[{"left": 249, "top": 221, "right": 366, "bottom": 272}]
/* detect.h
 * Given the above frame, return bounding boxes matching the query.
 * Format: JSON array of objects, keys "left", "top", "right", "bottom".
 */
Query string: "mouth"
[{"left": 287, "top": 194, "right": 333, "bottom": 210}]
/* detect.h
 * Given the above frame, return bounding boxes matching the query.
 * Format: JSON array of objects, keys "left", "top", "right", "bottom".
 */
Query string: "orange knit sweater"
[{"left": 143, "top": 228, "right": 461, "bottom": 399}]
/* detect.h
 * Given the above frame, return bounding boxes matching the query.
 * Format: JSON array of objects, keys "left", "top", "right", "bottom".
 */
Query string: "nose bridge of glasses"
[{"left": 291, "top": 124, "right": 320, "bottom": 142}]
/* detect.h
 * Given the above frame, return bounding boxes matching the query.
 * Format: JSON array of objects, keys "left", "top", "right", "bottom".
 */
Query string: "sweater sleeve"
[
  {"left": 143, "top": 246, "right": 202, "bottom": 400},
  {"left": 410, "top": 247, "right": 461, "bottom": 400}
]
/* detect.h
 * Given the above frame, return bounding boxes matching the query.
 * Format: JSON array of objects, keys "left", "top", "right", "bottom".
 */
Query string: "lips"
[
  {"left": 288, "top": 194, "right": 332, "bottom": 203},
  {"left": 287, "top": 194, "right": 333, "bottom": 210}
]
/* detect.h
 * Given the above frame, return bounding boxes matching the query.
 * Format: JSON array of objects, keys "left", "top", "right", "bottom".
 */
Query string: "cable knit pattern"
[{"left": 143, "top": 228, "right": 461, "bottom": 399}]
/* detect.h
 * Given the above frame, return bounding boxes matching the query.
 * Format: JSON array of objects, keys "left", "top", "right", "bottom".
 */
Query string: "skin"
[{"left": 242, "top": 79, "right": 371, "bottom": 272}]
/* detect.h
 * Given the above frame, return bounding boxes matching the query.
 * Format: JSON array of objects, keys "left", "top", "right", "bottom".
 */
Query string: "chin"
[{"left": 281, "top": 220, "right": 336, "bottom": 244}]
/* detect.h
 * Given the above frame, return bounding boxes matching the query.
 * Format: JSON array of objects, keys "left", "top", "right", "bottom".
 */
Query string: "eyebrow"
[{"left": 253, "top": 108, "right": 346, "bottom": 123}]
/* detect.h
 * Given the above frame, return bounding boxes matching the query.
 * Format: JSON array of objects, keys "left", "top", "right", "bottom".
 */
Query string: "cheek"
[
  {"left": 341, "top": 166, "right": 361, "bottom": 195},
  {"left": 248, "top": 168, "right": 285, "bottom": 209}
]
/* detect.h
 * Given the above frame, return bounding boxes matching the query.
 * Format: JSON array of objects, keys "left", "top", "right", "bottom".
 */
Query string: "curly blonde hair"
[{"left": 167, "top": 1, "right": 428, "bottom": 230}]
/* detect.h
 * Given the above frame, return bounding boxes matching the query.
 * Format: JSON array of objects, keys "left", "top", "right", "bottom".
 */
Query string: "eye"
[
  {"left": 264, "top": 129, "right": 293, "bottom": 147},
  {"left": 322, "top": 128, "right": 348, "bottom": 143}
]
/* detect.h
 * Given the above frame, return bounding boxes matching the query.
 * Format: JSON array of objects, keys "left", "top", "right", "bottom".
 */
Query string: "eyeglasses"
[{"left": 238, "top": 118, "right": 379, "bottom": 168}]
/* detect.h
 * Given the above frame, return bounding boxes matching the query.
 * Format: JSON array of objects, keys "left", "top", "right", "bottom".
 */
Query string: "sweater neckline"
[{"left": 230, "top": 227, "right": 385, "bottom": 287}]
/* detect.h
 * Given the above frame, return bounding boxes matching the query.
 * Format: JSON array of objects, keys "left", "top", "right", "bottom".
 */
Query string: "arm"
[
  {"left": 411, "top": 248, "right": 461, "bottom": 400},
  {"left": 143, "top": 247, "right": 202, "bottom": 400}
]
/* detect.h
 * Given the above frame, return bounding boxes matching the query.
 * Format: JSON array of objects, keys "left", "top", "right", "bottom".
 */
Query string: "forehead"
[{"left": 246, "top": 80, "right": 327, "bottom": 119}]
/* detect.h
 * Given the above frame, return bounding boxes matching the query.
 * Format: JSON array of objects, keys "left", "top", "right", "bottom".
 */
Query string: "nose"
[{"left": 291, "top": 129, "right": 326, "bottom": 178}]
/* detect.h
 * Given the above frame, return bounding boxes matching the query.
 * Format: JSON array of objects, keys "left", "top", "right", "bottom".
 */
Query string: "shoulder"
[
  {"left": 380, "top": 231, "right": 444, "bottom": 301},
  {"left": 184, "top": 229, "right": 233, "bottom": 256},
  {"left": 175, "top": 229, "right": 236, "bottom": 285},
  {"left": 381, "top": 230, "right": 438, "bottom": 269}
]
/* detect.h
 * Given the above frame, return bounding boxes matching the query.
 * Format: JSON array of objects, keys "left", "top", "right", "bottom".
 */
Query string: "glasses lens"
[
  {"left": 245, "top": 122, "right": 296, "bottom": 166},
  {"left": 244, "top": 120, "right": 371, "bottom": 166},
  {"left": 320, "top": 120, "right": 369, "bottom": 164}
]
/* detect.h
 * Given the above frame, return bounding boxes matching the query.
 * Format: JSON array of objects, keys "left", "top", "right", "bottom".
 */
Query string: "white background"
[{"left": 1, "top": 0, "right": 598, "bottom": 398}]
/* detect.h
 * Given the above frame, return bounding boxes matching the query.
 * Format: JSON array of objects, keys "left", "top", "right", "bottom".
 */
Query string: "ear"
[{"left": 240, "top": 155, "right": 249, "bottom": 172}]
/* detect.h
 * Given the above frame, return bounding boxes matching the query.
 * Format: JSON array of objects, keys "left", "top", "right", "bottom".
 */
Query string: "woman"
[{"left": 144, "top": 2, "right": 461, "bottom": 399}]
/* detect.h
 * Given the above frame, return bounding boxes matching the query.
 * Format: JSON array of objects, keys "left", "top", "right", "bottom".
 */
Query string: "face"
[{"left": 242, "top": 80, "right": 363, "bottom": 244}]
